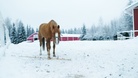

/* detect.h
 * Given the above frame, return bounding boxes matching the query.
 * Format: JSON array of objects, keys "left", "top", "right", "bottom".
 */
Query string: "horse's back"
[
  {"left": 39, "top": 23, "right": 47, "bottom": 35},
  {"left": 38, "top": 23, "right": 51, "bottom": 38},
  {"left": 39, "top": 23, "right": 47, "bottom": 29}
]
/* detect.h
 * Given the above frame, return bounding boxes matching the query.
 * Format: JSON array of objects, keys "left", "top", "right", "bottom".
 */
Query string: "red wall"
[
  {"left": 134, "top": 9, "right": 138, "bottom": 36},
  {"left": 60, "top": 37, "right": 80, "bottom": 41},
  {"left": 61, "top": 37, "right": 67, "bottom": 41}
]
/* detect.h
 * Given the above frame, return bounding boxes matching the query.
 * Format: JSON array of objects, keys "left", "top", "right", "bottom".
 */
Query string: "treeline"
[
  {"left": 5, "top": 18, "right": 35, "bottom": 44},
  {"left": 61, "top": 13, "right": 133, "bottom": 40},
  {"left": 61, "top": 28, "right": 82, "bottom": 34}
]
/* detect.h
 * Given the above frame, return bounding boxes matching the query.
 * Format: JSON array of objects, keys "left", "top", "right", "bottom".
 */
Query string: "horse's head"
[
  {"left": 53, "top": 25, "right": 60, "bottom": 45},
  {"left": 49, "top": 20, "right": 61, "bottom": 45}
]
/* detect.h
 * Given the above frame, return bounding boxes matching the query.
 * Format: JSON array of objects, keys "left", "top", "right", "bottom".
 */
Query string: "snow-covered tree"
[
  {"left": 0, "top": 14, "right": 10, "bottom": 46},
  {"left": 123, "top": 0, "right": 133, "bottom": 30},
  {"left": 61, "top": 29, "right": 65, "bottom": 34},
  {"left": 36, "top": 28, "right": 39, "bottom": 32},
  {"left": 10, "top": 23, "right": 17, "bottom": 44},
  {"left": 80, "top": 24, "right": 87, "bottom": 40},
  {"left": 26, "top": 25, "right": 34, "bottom": 37},
  {"left": 5, "top": 18, "right": 12, "bottom": 37},
  {"left": 17, "top": 21, "right": 26, "bottom": 43},
  {"left": 82, "top": 24, "right": 86, "bottom": 35}
]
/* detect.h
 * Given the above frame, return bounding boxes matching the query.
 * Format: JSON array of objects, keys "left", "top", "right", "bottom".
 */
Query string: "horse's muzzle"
[{"left": 55, "top": 38, "right": 59, "bottom": 45}]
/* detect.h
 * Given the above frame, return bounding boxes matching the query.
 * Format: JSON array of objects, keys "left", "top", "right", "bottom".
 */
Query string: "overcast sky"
[{"left": 0, "top": 0, "right": 129, "bottom": 29}]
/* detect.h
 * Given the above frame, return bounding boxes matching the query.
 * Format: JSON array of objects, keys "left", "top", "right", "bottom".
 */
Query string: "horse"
[{"left": 38, "top": 20, "right": 60, "bottom": 59}]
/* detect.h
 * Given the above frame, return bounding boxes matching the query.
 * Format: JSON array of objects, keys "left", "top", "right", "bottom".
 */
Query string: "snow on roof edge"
[
  {"left": 61, "top": 34, "right": 81, "bottom": 37},
  {"left": 125, "top": 1, "right": 138, "bottom": 15}
]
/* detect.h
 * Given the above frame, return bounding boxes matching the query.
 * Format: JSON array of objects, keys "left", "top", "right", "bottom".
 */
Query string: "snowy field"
[{"left": 0, "top": 38, "right": 138, "bottom": 78}]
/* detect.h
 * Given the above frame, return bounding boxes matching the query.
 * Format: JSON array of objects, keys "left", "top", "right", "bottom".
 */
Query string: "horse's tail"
[{"left": 42, "top": 37, "right": 45, "bottom": 51}]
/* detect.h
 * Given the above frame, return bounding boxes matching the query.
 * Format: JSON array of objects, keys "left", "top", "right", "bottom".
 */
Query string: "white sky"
[{"left": 0, "top": 0, "right": 128, "bottom": 29}]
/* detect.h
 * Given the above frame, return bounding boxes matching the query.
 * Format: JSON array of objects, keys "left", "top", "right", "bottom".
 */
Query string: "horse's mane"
[{"left": 48, "top": 20, "right": 58, "bottom": 27}]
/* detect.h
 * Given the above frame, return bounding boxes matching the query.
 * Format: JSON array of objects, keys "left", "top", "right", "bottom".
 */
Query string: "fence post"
[{"left": 130, "top": 30, "right": 133, "bottom": 39}]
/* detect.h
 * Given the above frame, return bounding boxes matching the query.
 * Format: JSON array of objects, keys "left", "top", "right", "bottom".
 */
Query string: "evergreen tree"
[
  {"left": 26, "top": 25, "right": 34, "bottom": 37},
  {"left": 22, "top": 25, "right": 26, "bottom": 41},
  {"left": 82, "top": 24, "right": 86, "bottom": 35},
  {"left": 64, "top": 29, "right": 66, "bottom": 34},
  {"left": 80, "top": 24, "right": 86, "bottom": 40},
  {"left": 26, "top": 25, "right": 31, "bottom": 37},
  {"left": 17, "top": 21, "right": 26, "bottom": 43},
  {"left": 31, "top": 28, "right": 35, "bottom": 34},
  {"left": 36, "top": 28, "right": 39, "bottom": 32},
  {"left": 74, "top": 28, "right": 77, "bottom": 34},
  {"left": 10, "top": 23, "right": 17, "bottom": 44},
  {"left": 61, "top": 29, "right": 65, "bottom": 34}
]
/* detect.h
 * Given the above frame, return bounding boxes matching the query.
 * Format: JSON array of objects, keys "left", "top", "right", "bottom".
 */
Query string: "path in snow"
[{"left": 0, "top": 39, "right": 138, "bottom": 78}]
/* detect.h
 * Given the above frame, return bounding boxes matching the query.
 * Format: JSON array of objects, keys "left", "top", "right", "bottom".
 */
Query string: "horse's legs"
[
  {"left": 46, "top": 42, "right": 48, "bottom": 51},
  {"left": 53, "top": 42, "right": 56, "bottom": 57},
  {"left": 39, "top": 37, "right": 42, "bottom": 55},
  {"left": 46, "top": 39, "right": 51, "bottom": 59}
]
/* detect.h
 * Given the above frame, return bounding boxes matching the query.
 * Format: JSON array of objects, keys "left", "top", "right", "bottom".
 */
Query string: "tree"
[
  {"left": 17, "top": 20, "right": 26, "bottom": 43},
  {"left": 5, "top": 18, "right": 12, "bottom": 37},
  {"left": 26, "top": 25, "right": 34, "bottom": 38},
  {"left": 124, "top": 0, "right": 133, "bottom": 30},
  {"left": 80, "top": 24, "right": 87, "bottom": 40},
  {"left": 118, "top": 0, "right": 133, "bottom": 32},
  {"left": 73, "top": 28, "right": 77, "bottom": 34},
  {"left": 61, "top": 29, "right": 65, "bottom": 34},
  {"left": 10, "top": 23, "right": 17, "bottom": 44},
  {"left": 26, "top": 25, "right": 30, "bottom": 37},
  {"left": 31, "top": 28, "right": 35, "bottom": 35},
  {"left": 22, "top": 25, "right": 26, "bottom": 41},
  {"left": 36, "top": 28, "right": 39, "bottom": 32},
  {"left": 82, "top": 24, "right": 86, "bottom": 35}
]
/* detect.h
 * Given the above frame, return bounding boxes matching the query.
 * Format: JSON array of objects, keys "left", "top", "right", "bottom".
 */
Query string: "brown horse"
[{"left": 38, "top": 20, "right": 60, "bottom": 59}]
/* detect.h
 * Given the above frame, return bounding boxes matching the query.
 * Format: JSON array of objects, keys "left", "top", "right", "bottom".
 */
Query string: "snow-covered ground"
[{"left": 0, "top": 38, "right": 138, "bottom": 78}]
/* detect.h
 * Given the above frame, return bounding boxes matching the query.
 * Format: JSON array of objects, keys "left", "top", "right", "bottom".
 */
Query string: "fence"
[{"left": 117, "top": 30, "right": 138, "bottom": 40}]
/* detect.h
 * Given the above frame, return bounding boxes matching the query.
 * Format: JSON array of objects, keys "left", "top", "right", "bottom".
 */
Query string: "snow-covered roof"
[
  {"left": 61, "top": 34, "right": 81, "bottom": 37},
  {"left": 125, "top": 1, "right": 138, "bottom": 16}
]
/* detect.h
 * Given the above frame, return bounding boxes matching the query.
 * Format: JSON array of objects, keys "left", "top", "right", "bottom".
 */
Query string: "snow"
[
  {"left": 61, "top": 34, "right": 81, "bottom": 37},
  {"left": 0, "top": 38, "right": 138, "bottom": 78}
]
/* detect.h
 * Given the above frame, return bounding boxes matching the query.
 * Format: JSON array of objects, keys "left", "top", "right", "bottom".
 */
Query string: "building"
[
  {"left": 125, "top": 1, "right": 138, "bottom": 37},
  {"left": 60, "top": 34, "right": 80, "bottom": 41},
  {"left": 27, "top": 32, "right": 38, "bottom": 42},
  {"left": 27, "top": 33, "right": 80, "bottom": 42}
]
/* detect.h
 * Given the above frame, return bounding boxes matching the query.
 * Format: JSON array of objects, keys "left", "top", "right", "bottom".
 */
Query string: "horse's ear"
[{"left": 58, "top": 25, "right": 60, "bottom": 29}]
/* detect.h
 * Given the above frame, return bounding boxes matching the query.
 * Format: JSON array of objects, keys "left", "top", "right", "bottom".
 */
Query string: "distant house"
[
  {"left": 27, "top": 32, "right": 38, "bottom": 42},
  {"left": 125, "top": 1, "right": 138, "bottom": 37},
  {"left": 0, "top": 12, "right": 10, "bottom": 47}
]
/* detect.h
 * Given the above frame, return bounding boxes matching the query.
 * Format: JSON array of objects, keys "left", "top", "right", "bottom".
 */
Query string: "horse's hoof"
[
  {"left": 48, "top": 57, "right": 51, "bottom": 59},
  {"left": 53, "top": 55, "right": 56, "bottom": 57}
]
